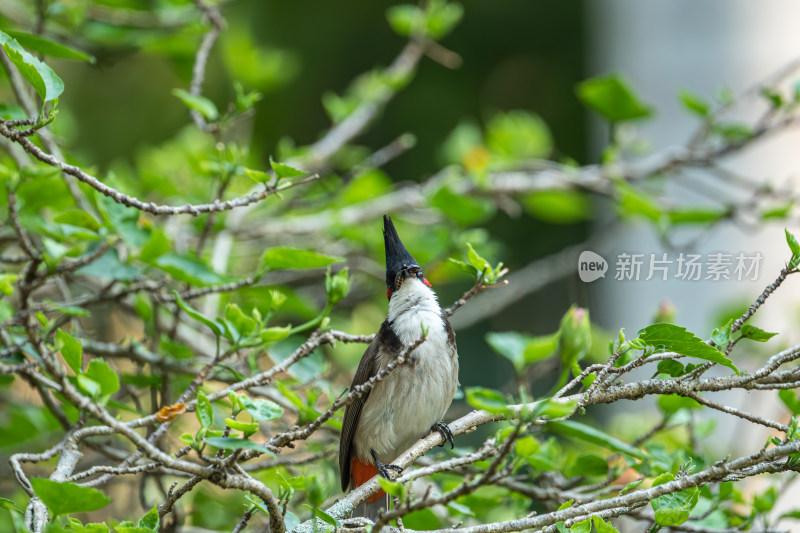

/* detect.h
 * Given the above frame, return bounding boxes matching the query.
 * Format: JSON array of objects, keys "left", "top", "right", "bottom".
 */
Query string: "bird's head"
[{"left": 383, "top": 214, "right": 432, "bottom": 300}]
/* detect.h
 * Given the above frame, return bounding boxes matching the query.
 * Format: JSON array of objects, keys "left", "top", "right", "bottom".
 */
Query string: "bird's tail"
[{"left": 350, "top": 459, "right": 389, "bottom": 520}]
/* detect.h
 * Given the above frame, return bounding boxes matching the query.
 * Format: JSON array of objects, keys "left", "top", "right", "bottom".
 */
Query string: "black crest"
[{"left": 383, "top": 215, "right": 419, "bottom": 290}]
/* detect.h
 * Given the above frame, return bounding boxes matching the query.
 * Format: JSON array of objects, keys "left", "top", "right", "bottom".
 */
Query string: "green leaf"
[
  {"left": 240, "top": 396, "right": 283, "bottom": 422},
  {"left": 260, "top": 325, "right": 292, "bottom": 345},
  {"left": 196, "top": 390, "right": 213, "bottom": 429},
  {"left": 615, "top": 181, "right": 662, "bottom": 222},
  {"left": 429, "top": 186, "right": 494, "bottom": 225},
  {"left": 225, "top": 418, "right": 259, "bottom": 436},
  {"left": 0, "top": 273, "right": 18, "bottom": 296},
  {"left": 486, "top": 110, "right": 552, "bottom": 162},
  {"left": 171, "top": 88, "right": 218, "bottom": 121},
  {"left": 173, "top": 291, "right": 223, "bottom": 337},
  {"left": 638, "top": 323, "right": 739, "bottom": 374},
  {"left": 386, "top": 4, "right": 426, "bottom": 37},
  {"left": 523, "top": 191, "right": 590, "bottom": 225},
  {"left": 678, "top": 90, "right": 710, "bottom": 117},
  {"left": 565, "top": 454, "right": 608, "bottom": 477},
  {"left": 224, "top": 303, "right": 257, "bottom": 339},
  {"left": 569, "top": 518, "right": 591, "bottom": 533},
  {"left": 156, "top": 253, "right": 228, "bottom": 286},
  {"left": 576, "top": 73, "right": 653, "bottom": 123},
  {"left": 138, "top": 505, "right": 159, "bottom": 530},
  {"left": 0, "top": 30, "right": 64, "bottom": 102},
  {"left": 84, "top": 360, "right": 119, "bottom": 397},
  {"left": 205, "top": 437, "right": 273, "bottom": 455},
  {"left": 31, "top": 478, "right": 111, "bottom": 516},
  {"left": 116, "top": 527, "right": 157, "bottom": 533},
  {"left": 76, "top": 250, "right": 140, "bottom": 281},
  {"left": 592, "top": 516, "right": 620, "bottom": 533},
  {"left": 67, "top": 519, "right": 110, "bottom": 533},
  {"left": 739, "top": 325, "right": 777, "bottom": 343},
  {"left": 657, "top": 359, "right": 685, "bottom": 378},
  {"left": 465, "top": 387, "right": 510, "bottom": 415},
  {"left": 486, "top": 331, "right": 530, "bottom": 375},
  {"left": 56, "top": 329, "right": 82, "bottom": 374},
  {"left": 548, "top": 420, "right": 647, "bottom": 460},
  {"left": 779, "top": 389, "right": 800, "bottom": 415},
  {"left": 304, "top": 504, "right": 341, "bottom": 530},
  {"left": 651, "top": 473, "right": 700, "bottom": 527},
  {"left": 261, "top": 248, "right": 343, "bottom": 270},
  {"left": 140, "top": 230, "right": 170, "bottom": 263},
  {"left": 668, "top": 207, "right": 726, "bottom": 225},
  {"left": 378, "top": 477, "right": 407, "bottom": 499},
  {"left": 786, "top": 229, "right": 800, "bottom": 269},
  {"left": 657, "top": 394, "right": 702, "bottom": 414},
  {"left": 76, "top": 374, "right": 101, "bottom": 398},
  {"left": 269, "top": 157, "right": 305, "bottom": 179},
  {"left": 426, "top": 0, "right": 464, "bottom": 39},
  {"left": 753, "top": 486, "right": 777, "bottom": 513},
  {"left": 6, "top": 31, "right": 94, "bottom": 63}
]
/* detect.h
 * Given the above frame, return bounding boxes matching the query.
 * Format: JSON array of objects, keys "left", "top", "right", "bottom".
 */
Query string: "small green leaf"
[
  {"left": 31, "top": 478, "right": 111, "bottom": 516},
  {"left": 786, "top": 229, "right": 800, "bottom": 269},
  {"left": 678, "top": 90, "right": 710, "bottom": 117},
  {"left": 657, "top": 359, "right": 685, "bottom": 377},
  {"left": 779, "top": 389, "right": 800, "bottom": 415},
  {"left": 225, "top": 418, "right": 259, "bottom": 436},
  {"left": 0, "top": 273, "right": 17, "bottom": 296},
  {"left": 260, "top": 325, "right": 292, "bottom": 345},
  {"left": 592, "top": 516, "right": 620, "bottom": 533},
  {"left": 486, "top": 331, "right": 530, "bottom": 375},
  {"left": 0, "top": 30, "right": 64, "bottom": 102},
  {"left": 569, "top": 518, "right": 591, "bottom": 533},
  {"left": 157, "top": 253, "right": 228, "bottom": 286},
  {"left": 6, "top": 31, "right": 95, "bottom": 63},
  {"left": 138, "top": 505, "right": 159, "bottom": 530},
  {"left": 84, "top": 360, "right": 120, "bottom": 397},
  {"left": 466, "top": 243, "right": 491, "bottom": 274},
  {"left": 565, "top": 454, "right": 608, "bottom": 477},
  {"left": 651, "top": 473, "right": 700, "bottom": 527},
  {"left": 465, "top": 387, "right": 510, "bottom": 415},
  {"left": 76, "top": 374, "right": 101, "bottom": 398},
  {"left": 657, "top": 394, "right": 702, "bottom": 414},
  {"left": 638, "top": 323, "right": 739, "bottom": 374},
  {"left": 196, "top": 390, "right": 213, "bottom": 429},
  {"left": 576, "top": 73, "right": 653, "bottom": 123},
  {"left": 739, "top": 325, "right": 777, "bottom": 343},
  {"left": 304, "top": 504, "right": 340, "bottom": 530},
  {"left": 140, "top": 230, "right": 170, "bottom": 263},
  {"left": 67, "top": 519, "right": 110, "bottom": 533},
  {"left": 224, "top": 303, "right": 257, "bottom": 339},
  {"left": 172, "top": 88, "right": 218, "bottom": 121},
  {"left": 205, "top": 437, "right": 273, "bottom": 455},
  {"left": 56, "top": 329, "right": 82, "bottom": 374},
  {"left": 261, "top": 248, "right": 343, "bottom": 270},
  {"left": 173, "top": 291, "right": 223, "bottom": 337},
  {"left": 386, "top": 4, "right": 426, "bottom": 37},
  {"left": 378, "top": 477, "right": 406, "bottom": 499},
  {"left": 240, "top": 396, "right": 283, "bottom": 422},
  {"left": 269, "top": 156, "right": 305, "bottom": 178},
  {"left": 425, "top": 0, "right": 464, "bottom": 39},
  {"left": 548, "top": 420, "right": 647, "bottom": 460},
  {"left": 76, "top": 250, "right": 140, "bottom": 282}
]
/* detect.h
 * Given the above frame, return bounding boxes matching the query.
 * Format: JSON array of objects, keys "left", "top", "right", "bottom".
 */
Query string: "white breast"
[{"left": 354, "top": 279, "right": 459, "bottom": 463}]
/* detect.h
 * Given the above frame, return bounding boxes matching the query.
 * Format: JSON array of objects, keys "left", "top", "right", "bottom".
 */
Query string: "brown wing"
[{"left": 338, "top": 331, "right": 381, "bottom": 491}]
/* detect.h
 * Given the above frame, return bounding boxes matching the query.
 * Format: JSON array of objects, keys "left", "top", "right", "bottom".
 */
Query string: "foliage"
[{"left": 1, "top": 2, "right": 800, "bottom": 533}]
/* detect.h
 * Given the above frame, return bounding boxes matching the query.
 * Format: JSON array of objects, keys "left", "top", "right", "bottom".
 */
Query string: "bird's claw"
[
  {"left": 371, "top": 449, "right": 403, "bottom": 479},
  {"left": 431, "top": 421, "right": 455, "bottom": 449}
]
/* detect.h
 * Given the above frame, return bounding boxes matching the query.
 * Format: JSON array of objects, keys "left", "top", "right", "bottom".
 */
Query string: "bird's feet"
[
  {"left": 371, "top": 449, "right": 403, "bottom": 479},
  {"left": 431, "top": 421, "right": 455, "bottom": 449}
]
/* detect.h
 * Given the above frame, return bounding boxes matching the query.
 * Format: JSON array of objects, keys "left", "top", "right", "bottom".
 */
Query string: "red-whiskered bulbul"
[{"left": 339, "top": 215, "right": 459, "bottom": 519}]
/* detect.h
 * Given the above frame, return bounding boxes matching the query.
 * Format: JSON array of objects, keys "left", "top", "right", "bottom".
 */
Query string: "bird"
[{"left": 339, "top": 215, "right": 459, "bottom": 519}]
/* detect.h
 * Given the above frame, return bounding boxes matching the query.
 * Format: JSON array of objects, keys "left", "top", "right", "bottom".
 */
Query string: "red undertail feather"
[{"left": 351, "top": 458, "right": 385, "bottom": 503}]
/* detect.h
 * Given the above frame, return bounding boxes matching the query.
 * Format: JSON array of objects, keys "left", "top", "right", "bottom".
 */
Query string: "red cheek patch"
[
  {"left": 386, "top": 288, "right": 392, "bottom": 300},
  {"left": 423, "top": 278, "right": 432, "bottom": 287}
]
